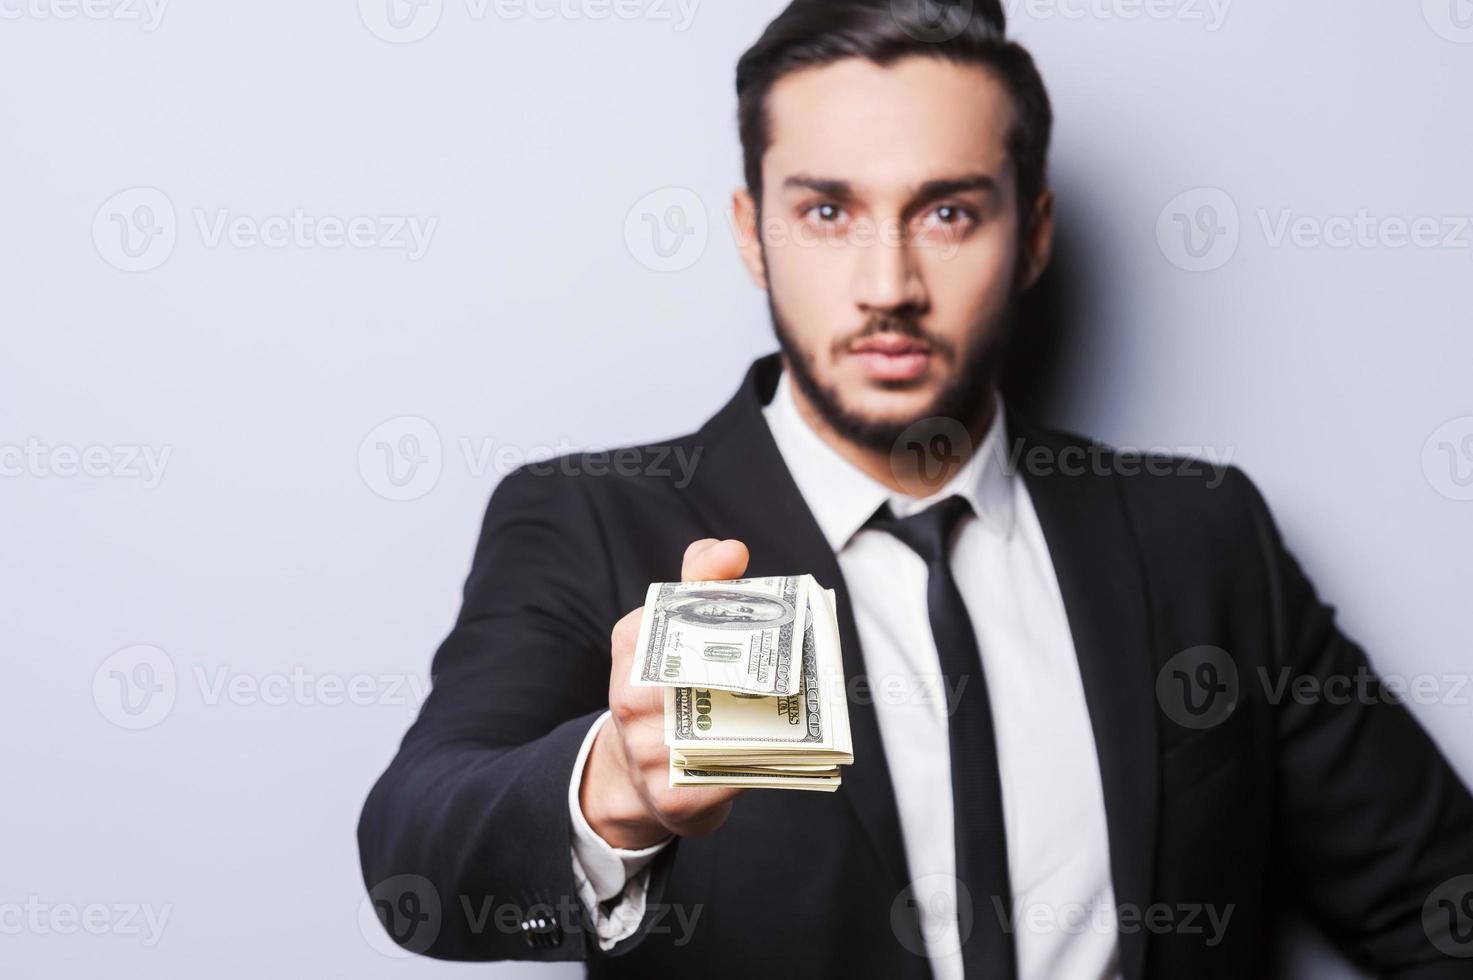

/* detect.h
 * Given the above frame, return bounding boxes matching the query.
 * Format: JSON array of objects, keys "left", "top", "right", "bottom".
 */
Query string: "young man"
[{"left": 359, "top": 2, "right": 1473, "bottom": 977}]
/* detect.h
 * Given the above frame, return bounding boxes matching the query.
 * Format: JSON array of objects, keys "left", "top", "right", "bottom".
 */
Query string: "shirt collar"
[{"left": 761, "top": 367, "right": 1016, "bottom": 552}]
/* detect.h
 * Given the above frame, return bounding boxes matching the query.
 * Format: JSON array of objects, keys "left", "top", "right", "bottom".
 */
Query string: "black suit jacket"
[{"left": 358, "top": 353, "right": 1473, "bottom": 978}]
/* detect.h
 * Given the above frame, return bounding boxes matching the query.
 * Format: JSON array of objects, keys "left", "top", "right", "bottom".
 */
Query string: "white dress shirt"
[
  {"left": 569, "top": 369, "right": 1121, "bottom": 979},
  {"left": 567, "top": 711, "right": 671, "bottom": 949}
]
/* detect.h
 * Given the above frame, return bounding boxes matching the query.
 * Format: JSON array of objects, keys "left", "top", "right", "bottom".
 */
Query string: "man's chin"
[
  {"left": 803, "top": 389, "right": 962, "bottom": 454},
  {"left": 833, "top": 383, "right": 950, "bottom": 424}
]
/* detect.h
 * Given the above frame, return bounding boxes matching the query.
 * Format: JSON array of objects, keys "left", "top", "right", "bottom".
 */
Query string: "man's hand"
[{"left": 579, "top": 538, "right": 752, "bottom": 849}]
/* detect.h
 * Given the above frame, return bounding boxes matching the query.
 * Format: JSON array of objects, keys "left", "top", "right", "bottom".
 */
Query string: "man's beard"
[{"left": 766, "top": 288, "right": 1020, "bottom": 456}]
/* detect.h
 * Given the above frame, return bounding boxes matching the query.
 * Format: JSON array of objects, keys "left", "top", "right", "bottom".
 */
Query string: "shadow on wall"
[{"left": 1001, "top": 213, "right": 1085, "bottom": 421}]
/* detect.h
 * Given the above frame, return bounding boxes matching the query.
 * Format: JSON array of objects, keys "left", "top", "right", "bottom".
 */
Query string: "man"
[{"left": 358, "top": 2, "right": 1473, "bottom": 977}]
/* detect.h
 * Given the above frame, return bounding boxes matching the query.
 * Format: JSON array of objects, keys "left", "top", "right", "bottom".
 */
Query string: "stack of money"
[{"left": 629, "top": 573, "right": 853, "bottom": 792}]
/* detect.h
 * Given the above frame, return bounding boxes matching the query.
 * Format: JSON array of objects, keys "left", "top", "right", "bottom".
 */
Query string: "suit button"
[{"left": 523, "top": 914, "right": 562, "bottom": 948}]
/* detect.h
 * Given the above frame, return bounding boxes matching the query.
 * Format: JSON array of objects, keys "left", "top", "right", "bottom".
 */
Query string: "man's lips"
[
  {"left": 848, "top": 336, "right": 933, "bottom": 382},
  {"left": 849, "top": 335, "right": 931, "bottom": 356}
]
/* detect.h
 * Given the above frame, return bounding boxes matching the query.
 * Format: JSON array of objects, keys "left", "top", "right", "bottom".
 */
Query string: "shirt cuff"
[{"left": 567, "top": 709, "right": 674, "bottom": 949}]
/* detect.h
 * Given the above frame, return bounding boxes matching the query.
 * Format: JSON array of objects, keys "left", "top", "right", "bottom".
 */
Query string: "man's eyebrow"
[
  {"left": 778, "top": 172, "right": 998, "bottom": 201},
  {"left": 914, "top": 173, "right": 998, "bottom": 199},
  {"left": 780, "top": 174, "right": 854, "bottom": 198}
]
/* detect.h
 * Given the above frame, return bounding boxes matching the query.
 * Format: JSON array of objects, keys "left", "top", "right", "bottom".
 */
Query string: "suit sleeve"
[
  {"left": 356, "top": 464, "right": 678, "bottom": 961},
  {"left": 1231, "top": 467, "right": 1473, "bottom": 977}
]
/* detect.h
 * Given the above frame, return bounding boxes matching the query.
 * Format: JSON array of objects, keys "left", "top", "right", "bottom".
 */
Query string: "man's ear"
[
  {"left": 731, "top": 188, "right": 768, "bottom": 292},
  {"left": 1019, "top": 187, "right": 1055, "bottom": 291}
]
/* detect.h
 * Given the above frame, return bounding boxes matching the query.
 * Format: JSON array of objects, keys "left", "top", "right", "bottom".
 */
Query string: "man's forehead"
[{"left": 763, "top": 55, "right": 1014, "bottom": 192}]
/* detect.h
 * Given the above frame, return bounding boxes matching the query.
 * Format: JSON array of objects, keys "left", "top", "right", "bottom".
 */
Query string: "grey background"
[{"left": 2, "top": 0, "right": 1470, "bottom": 976}]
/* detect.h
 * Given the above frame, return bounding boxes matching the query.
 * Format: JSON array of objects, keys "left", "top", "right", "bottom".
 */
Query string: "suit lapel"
[
  {"left": 682, "top": 353, "right": 912, "bottom": 894},
  {"left": 1007, "top": 409, "right": 1160, "bottom": 980}
]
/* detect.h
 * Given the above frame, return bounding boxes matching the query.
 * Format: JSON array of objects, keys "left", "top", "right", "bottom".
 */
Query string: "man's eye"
[
  {"left": 927, "top": 204, "right": 976, "bottom": 227},
  {"left": 805, "top": 203, "right": 845, "bottom": 223}
]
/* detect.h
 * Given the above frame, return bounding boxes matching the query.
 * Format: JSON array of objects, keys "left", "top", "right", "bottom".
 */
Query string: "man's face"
[{"left": 734, "top": 55, "right": 1053, "bottom": 451}]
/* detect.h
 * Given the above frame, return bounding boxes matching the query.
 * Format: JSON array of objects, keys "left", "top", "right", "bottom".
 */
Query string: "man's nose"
[{"left": 850, "top": 222, "right": 928, "bottom": 315}]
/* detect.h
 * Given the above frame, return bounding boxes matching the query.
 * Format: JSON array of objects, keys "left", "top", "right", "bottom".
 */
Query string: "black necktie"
[{"left": 868, "top": 495, "right": 1016, "bottom": 980}]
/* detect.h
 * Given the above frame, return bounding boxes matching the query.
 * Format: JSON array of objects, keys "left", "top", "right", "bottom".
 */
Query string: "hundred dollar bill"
[
  {"left": 666, "top": 587, "right": 853, "bottom": 791},
  {"left": 630, "top": 574, "right": 811, "bottom": 697},
  {"left": 667, "top": 758, "right": 842, "bottom": 792}
]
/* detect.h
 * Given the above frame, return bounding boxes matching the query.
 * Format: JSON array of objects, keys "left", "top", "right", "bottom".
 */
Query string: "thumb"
[{"left": 681, "top": 538, "right": 750, "bottom": 583}]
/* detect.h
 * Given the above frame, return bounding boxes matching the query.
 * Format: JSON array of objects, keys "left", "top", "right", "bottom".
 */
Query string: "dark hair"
[{"left": 735, "top": 0, "right": 1052, "bottom": 237}]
